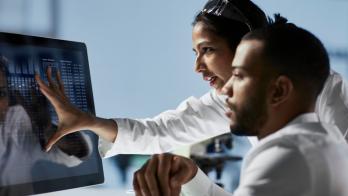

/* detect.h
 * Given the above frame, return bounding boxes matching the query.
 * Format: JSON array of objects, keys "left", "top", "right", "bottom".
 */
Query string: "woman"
[{"left": 36, "top": 0, "right": 348, "bottom": 157}]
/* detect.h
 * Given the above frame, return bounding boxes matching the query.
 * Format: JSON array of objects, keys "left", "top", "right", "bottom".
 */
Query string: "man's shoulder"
[
  {"left": 265, "top": 121, "right": 342, "bottom": 144},
  {"left": 246, "top": 121, "right": 345, "bottom": 168}
]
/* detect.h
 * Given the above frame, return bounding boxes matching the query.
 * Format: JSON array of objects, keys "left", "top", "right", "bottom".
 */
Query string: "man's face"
[{"left": 223, "top": 40, "right": 270, "bottom": 136}]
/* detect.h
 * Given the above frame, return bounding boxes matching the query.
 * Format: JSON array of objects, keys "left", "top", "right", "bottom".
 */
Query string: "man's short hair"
[{"left": 243, "top": 14, "right": 330, "bottom": 100}]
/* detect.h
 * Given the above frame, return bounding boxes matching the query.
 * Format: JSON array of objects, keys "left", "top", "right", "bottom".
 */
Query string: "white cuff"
[
  {"left": 181, "top": 168, "right": 212, "bottom": 196},
  {"left": 98, "top": 118, "right": 124, "bottom": 158}
]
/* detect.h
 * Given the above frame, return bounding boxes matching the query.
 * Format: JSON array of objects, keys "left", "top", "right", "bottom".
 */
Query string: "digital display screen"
[{"left": 0, "top": 32, "right": 104, "bottom": 196}]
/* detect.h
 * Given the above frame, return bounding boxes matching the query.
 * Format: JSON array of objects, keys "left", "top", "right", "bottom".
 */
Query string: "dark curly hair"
[{"left": 192, "top": 0, "right": 268, "bottom": 51}]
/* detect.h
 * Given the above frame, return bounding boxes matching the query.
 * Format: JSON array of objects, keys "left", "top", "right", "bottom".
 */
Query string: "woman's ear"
[{"left": 269, "top": 75, "right": 293, "bottom": 107}]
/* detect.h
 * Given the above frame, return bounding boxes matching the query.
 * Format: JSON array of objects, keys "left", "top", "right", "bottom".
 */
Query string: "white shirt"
[
  {"left": 181, "top": 113, "right": 348, "bottom": 196},
  {"left": 99, "top": 70, "right": 348, "bottom": 157}
]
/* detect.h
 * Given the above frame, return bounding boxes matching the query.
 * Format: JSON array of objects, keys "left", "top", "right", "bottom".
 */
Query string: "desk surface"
[{"left": 36, "top": 185, "right": 133, "bottom": 196}]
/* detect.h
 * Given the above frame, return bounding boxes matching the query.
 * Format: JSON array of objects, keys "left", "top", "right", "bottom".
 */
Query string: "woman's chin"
[
  {"left": 215, "top": 85, "right": 227, "bottom": 94},
  {"left": 215, "top": 87, "right": 223, "bottom": 94},
  {"left": 213, "top": 80, "right": 226, "bottom": 93}
]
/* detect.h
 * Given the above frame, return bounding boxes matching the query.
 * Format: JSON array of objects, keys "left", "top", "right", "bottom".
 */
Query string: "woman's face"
[{"left": 192, "top": 21, "right": 235, "bottom": 93}]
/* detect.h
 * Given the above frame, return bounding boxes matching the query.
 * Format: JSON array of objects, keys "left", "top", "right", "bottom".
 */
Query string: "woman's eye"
[{"left": 202, "top": 47, "right": 214, "bottom": 53}]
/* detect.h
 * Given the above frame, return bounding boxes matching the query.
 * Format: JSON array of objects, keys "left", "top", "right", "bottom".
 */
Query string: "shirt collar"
[
  {"left": 257, "top": 113, "right": 319, "bottom": 142},
  {"left": 285, "top": 112, "right": 319, "bottom": 127}
]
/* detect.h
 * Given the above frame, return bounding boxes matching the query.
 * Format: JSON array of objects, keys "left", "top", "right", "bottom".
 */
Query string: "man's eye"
[
  {"left": 233, "top": 73, "right": 240, "bottom": 77},
  {"left": 232, "top": 73, "right": 242, "bottom": 79}
]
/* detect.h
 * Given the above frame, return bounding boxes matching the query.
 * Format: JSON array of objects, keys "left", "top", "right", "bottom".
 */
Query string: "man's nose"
[{"left": 221, "top": 77, "right": 233, "bottom": 97}]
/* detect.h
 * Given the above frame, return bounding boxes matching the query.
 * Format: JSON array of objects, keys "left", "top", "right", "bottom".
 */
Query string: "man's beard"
[{"left": 229, "top": 86, "right": 268, "bottom": 137}]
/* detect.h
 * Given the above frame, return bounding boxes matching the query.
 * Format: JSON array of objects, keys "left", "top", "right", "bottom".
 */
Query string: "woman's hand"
[{"left": 35, "top": 67, "right": 93, "bottom": 152}]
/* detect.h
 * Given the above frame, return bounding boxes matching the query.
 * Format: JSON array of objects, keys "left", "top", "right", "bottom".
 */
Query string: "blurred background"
[{"left": 0, "top": 0, "right": 347, "bottom": 195}]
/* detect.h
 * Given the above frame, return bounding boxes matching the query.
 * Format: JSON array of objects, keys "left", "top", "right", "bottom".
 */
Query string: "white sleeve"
[
  {"left": 99, "top": 90, "right": 230, "bottom": 157},
  {"left": 233, "top": 146, "right": 310, "bottom": 196},
  {"left": 315, "top": 69, "right": 348, "bottom": 141},
  {"left": 181, "top": 168, "right": 232, "bottom": 196}
]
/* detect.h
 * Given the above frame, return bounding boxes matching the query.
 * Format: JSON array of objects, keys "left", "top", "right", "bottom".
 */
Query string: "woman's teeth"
[{"left": 205, "top": 76, "right": 216, "bottom": 81}]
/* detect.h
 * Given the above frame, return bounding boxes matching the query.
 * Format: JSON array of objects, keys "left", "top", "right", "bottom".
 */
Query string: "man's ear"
[{"left": 269, "top": 75, "right": 293, "bottom": 107}]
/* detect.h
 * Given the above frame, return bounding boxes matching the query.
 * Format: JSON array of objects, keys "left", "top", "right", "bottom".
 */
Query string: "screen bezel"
[{"left": 0, "top": 32, "right": 104, "bottom": 195}]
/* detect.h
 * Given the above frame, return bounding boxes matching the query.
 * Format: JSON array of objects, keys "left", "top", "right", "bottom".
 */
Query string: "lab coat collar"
[{"left": 285, "top": 112, "right": 319, "bottom": 127}]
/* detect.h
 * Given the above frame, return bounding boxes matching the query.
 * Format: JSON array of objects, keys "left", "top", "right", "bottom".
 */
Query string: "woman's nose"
[{"left": 194, "top": 55, "right": 205, "bottom": 73}]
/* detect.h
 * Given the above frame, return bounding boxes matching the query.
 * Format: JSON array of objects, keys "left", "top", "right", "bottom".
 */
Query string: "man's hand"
[{"left": 133, "top": 153, "right": 198, "bottom": 196}]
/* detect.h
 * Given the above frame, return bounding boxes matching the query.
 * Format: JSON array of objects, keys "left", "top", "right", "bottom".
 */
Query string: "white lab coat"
[
  {"left": 181, "top": 113, "right": 348, "bottom": 196},
  {"left": 316, "top": 69, "right": 348, "bottom": 140},
  {"left": 99, "top": 70, "right": 348, "bottom": 157}
]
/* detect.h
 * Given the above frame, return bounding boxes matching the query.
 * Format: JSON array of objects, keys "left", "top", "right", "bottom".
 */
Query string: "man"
[{"left": 133, "top": 15, "right": 348, "bottom": 196}]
